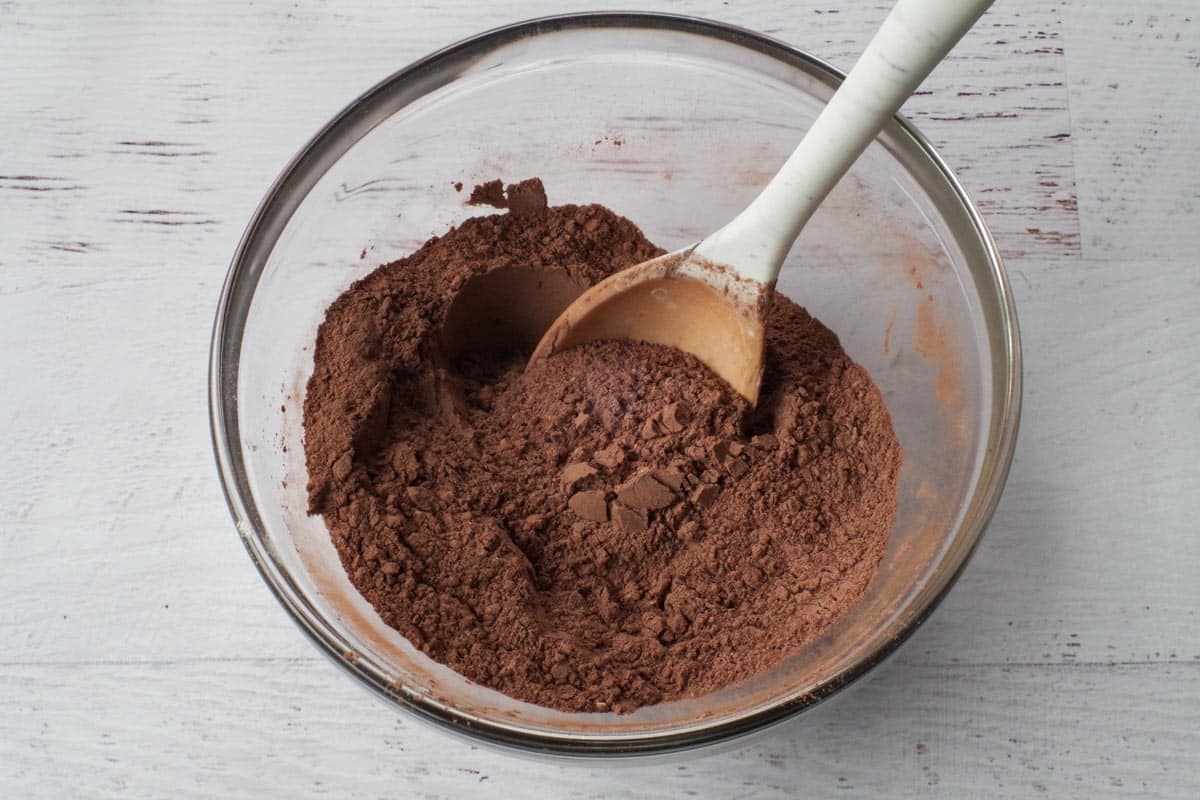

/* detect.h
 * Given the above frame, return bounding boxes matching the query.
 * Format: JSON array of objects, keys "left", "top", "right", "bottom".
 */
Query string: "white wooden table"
[{"left": 3, "top": 1, "right": 1198, "bottom": 796}]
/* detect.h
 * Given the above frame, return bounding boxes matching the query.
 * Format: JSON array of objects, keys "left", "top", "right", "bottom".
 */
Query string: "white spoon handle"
[{"left": 695, "top": 0, "right": 993, "bottom": 284}]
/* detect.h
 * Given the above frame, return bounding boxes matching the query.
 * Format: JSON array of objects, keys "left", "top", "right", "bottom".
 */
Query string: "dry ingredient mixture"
[{"left": 303, "top": 179, "right": 901, "bottom": 713}]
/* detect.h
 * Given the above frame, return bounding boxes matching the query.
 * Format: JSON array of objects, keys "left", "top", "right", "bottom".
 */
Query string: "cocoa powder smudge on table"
[{"left": 303, "top": 178, "right": 901, "bottom": 713}]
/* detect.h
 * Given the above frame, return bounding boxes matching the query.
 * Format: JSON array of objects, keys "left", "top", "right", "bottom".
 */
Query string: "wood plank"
[
  {"left": 1065, "top": 1, "right": 1200, "bottom": 260},
  {"left": 1, "top": 659, "right": 1195, "bottom": 798}
]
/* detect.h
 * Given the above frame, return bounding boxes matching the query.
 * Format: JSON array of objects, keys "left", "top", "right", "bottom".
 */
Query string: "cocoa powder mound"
[{"left": 303, "top": 179, "right": 901, "bottom": 713}]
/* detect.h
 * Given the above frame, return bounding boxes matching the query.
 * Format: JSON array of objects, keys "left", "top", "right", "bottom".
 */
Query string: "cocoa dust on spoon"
[{"left": 302, "top": 179, "right": 901, "bottom": 713}]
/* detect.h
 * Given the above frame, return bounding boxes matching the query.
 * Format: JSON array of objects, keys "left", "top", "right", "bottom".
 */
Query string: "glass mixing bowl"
[{"left": 210, "top": 12, "right": 1020, "bottom": 758}]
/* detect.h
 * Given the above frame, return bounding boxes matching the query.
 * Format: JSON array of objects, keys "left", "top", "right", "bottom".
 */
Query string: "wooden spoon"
[{"left": 530, "top": 0, "right": 994, "bottom": 403}]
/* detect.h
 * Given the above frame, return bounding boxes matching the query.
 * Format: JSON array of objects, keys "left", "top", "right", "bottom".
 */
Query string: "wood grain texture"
[
  {"left": 1, "top": 0, "right": 1198, "bottom": 797},
  {"left": 1, "top": 659, "right": 1195, "bottom": 798},
  {"left": 1065, "top": 0, "right": 1200, "bottom": 260}
]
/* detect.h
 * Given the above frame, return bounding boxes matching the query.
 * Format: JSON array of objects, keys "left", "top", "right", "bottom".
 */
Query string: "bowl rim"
[{"left": 209, "top": 10, "right": 1022, "bottom": 758}]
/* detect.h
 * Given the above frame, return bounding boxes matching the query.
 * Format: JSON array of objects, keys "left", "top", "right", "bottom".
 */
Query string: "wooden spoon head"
[{"left": 529, "top": 250, "right": 770, "bottom": 404}]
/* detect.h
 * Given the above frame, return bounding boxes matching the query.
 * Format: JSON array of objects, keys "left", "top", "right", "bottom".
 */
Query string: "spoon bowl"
[
  {"left": 531, "top": 0, "right": 994, "bottom": 402},
  {"left": 529, "top": 248, "right": 770, "bottom": 402}
]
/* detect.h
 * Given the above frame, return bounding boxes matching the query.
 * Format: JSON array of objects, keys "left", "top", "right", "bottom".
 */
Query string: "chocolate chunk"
[
  {"left": 560, "top": 462, "right": 597, "bottom": 488},
  {"left": 466, "top": 179, "right": 506, "bottom": 208},
  {"left": 639, "top": 418, "right": 662, "bottom": 440},
  {"left": 594, "top": 444, "right": 626, "bottom": 469},
  {"left": 616, "top": 471, "right": 675, "bottom": 511},
  {"left": 505, "top": 178, "right": 549, "bottom": 216},
  {"left": 691, "top": 484, "right": 720, "bottom": 509},
  {"left": 661, "top": 402, "right": 689, "bottom": 433},
  {"left": 726, "top": 458, "right": 750, "bottom": 479},
  {"left": 467, "top": 178, "right": 549, "bottom": 216},
  {"left": 611, "top": 502, "right": 647, "bottom": 533},
  {"left": 568, "top": 490, "right": 608, "bottom": 522},
  {"left": 653, "top": 468, "right": 687, "bottom": 492}
]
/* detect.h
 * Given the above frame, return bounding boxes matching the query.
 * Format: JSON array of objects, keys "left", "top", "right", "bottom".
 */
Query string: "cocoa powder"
[{"left": 303, "top": 179, "right": 901, "bottom": 712}]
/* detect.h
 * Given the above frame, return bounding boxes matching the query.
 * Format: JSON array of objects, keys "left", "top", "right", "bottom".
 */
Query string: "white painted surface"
[
  {"left": 1, "top": 1, "right": 1197, "bottom": 797},
  {"left": 698, "top": 0, "right": 994, "bottom": 280}
]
